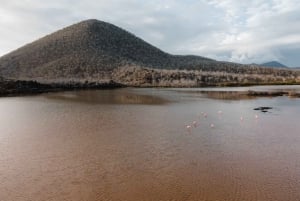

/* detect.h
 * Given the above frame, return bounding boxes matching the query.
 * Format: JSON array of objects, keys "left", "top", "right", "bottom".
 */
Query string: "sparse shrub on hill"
[{"left": 0, "top": 19, "right": 299, "bottom": 87}]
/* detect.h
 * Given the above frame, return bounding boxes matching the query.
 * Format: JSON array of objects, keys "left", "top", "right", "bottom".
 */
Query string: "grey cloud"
[{"left": 0, "top": 0, "right": 299, "bottom": 67}]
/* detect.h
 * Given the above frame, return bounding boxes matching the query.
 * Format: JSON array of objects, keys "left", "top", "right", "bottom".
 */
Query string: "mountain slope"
[
  {"left": 0, "top": 19, "right": 299, "bottom": 88},
  {"left": 0, "top": 19, "right": 214, "bottom": 81}
]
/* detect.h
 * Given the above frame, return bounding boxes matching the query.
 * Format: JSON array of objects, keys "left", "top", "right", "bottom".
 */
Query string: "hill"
[
  {"left": 0, "top": 19, "right": 299, "bottom": 91},
  {"left": 0, "top": 19, "right": 215, "bottom": 82},
  {"left": 260, "top": 61, "right": 288, "bottom": 68}
]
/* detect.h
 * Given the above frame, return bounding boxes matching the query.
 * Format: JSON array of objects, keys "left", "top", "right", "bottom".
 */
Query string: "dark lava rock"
[
  {"left": 254, "top": 107, "right": 273, "bottom": 113},
  {"left": 0, "top": 78, "right": 124, "bottom": 97}
]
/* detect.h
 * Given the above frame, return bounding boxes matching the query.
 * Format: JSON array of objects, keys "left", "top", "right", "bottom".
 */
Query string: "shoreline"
[
  {"left": 1, "top": 79, "right": 300, "bottom": 98},
  {"left": 0, "top": 79, "right": 125, "bottom": 97}
]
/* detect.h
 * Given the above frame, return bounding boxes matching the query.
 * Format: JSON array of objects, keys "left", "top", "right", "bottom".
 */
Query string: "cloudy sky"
[{"left": 1, "top": 0, "right": 300, "bottom": 67}]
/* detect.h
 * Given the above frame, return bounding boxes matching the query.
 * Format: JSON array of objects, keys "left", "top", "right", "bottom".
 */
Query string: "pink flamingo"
[{"left": 186, "top": 125, "right": 192, "bottom": 133}]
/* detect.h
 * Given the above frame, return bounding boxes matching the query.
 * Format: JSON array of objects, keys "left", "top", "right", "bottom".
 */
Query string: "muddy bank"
[
  {"left": 1, "top": 76, "right": 300, "bottom": 98},
  {"left": 247, "top": 90, "right": 300, "bottom": 98},
  {"left": 181, "top": 89, "right": 300, "bottom": 100}
]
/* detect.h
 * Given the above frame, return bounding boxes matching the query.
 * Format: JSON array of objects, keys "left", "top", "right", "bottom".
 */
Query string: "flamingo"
[
  {"left": 210, "top": 123, "right": 215, "bottom": 128},
  {"left": 217, "top": 110, "right": 223, "bottom": 119},
  {"left": 240, "top": 116, "right": 244, "bottom": 121},
  {"left": 186, "top": 125, "right": 192, "bottom": 133}
]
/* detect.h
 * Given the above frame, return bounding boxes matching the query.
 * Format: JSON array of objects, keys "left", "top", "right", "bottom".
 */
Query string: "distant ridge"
[{"left": 260, "top": 61, "right": 288, "bottom": 68}]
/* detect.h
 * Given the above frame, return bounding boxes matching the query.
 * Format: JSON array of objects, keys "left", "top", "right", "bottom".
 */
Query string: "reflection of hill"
[
  {"left": 200, "top": 91, "right": 255, "bottom": 100},
  {"left": 44, "top": 90, "right": 169, "bottom": 105}
]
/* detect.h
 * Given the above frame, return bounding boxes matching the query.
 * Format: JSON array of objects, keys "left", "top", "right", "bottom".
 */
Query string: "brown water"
[{"left": 1, "top": 86, "right": 300, "bottom": 201}]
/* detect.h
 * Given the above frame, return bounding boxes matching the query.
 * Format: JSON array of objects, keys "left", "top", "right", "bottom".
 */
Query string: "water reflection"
[
  {"left": 44, "top": 89, "right": 169, "bottom": 105},
  {"left": 170, "top": 85, "right": 300, "bottom": 100},
  {"left": 0, "top": 87, "right": 300, "bottom": 201},
  {"left": 199, "top": 91, "right": 255, "bottom": 100}
]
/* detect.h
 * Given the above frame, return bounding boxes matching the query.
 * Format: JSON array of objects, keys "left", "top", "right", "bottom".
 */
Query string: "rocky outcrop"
[
  {"left": 254, "top": 107, "right": 273, "bottom": 113},
  {"left": 0, "top": 78, "right": 123, "bottom": 97}
]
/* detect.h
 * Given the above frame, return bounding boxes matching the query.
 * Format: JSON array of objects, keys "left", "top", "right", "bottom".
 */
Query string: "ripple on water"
[{"left": 0, "top": 87, "right": 300, "bottom": 200}]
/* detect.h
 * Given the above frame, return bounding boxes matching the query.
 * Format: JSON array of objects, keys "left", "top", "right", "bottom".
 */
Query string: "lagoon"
[{"left": 0, "top": 86, "right": 300, "bottom": 201}]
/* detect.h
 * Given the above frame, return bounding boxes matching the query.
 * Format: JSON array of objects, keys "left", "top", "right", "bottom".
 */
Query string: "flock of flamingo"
[{"left": 185, "top": 110, "right": 259, "bottom": 133}]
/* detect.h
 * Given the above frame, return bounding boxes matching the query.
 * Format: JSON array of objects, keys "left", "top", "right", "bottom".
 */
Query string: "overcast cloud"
[{"left": 0, "top": 0, "right": 299, "bottom": 67}]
